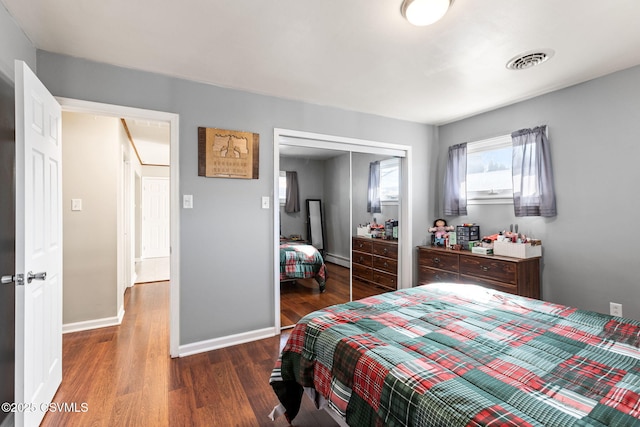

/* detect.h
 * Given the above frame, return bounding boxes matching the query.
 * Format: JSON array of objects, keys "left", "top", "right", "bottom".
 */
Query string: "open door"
[{"left": 14, "top": 60, "right": 62, "bottom": 427}]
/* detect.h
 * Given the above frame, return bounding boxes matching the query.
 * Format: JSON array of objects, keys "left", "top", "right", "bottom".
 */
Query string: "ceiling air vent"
[{"left": 506, "top": 49, "right": 554, "bottom": 70}]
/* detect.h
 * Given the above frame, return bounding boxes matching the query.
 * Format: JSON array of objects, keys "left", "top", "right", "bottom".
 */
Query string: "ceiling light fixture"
[{"left": 401, "top": 0, "right": 453, "bottom": 26}]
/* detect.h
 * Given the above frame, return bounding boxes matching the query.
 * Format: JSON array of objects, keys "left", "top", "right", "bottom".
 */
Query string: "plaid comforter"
[
  {"left": 280, "top": 242, "right": 327, "bottom": 292},
  {"left": 270, "top": 283, "right": 640, "bottom": 426}
]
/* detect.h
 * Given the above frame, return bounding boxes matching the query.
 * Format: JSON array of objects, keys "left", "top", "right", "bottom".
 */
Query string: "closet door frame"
[{"left": 273, "top": 128, "right": 412, "bottom": 331}]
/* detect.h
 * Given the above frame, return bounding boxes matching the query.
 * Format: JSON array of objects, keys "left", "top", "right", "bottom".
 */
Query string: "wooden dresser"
[
  {"left": 417, "top": 246, "right": 540, "bottom": 299},
  {"left": 353, "top": 236, "right": 398, "bottom": 291}
]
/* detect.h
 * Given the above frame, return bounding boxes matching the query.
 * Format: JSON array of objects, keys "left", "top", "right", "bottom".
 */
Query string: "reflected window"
[{"left": 379, "top": 158, "right": 400, "bottom": 203}]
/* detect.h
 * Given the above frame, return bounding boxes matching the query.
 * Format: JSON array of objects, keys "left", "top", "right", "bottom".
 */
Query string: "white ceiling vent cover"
[{"left": 506, "top": 49, "right": 555, "bottom": 70}]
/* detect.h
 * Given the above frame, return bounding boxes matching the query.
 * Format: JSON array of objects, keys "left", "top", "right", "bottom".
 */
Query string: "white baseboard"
[
  {"left": 325, "top": 253, "right": 350, "bottom": 268},
  {"left": 63, "top": 312, "right": 124, "bottom": 334},
  {"left": 178, "top": 327, "right": 278, "bottom": 357}
]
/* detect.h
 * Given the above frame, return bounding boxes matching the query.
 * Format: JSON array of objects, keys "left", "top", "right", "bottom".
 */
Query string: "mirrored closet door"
[
  {"left": 275, "top": 130, "right": 409, "bottom": 330},
  {"left": 351, "top": 153, "right": 402, "bottom": 301},
  {"left": 279, "top": 146, "right": 352, "bottom": 328}
]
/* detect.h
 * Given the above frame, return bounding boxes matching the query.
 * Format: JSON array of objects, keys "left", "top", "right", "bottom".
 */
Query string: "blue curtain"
[
  {"left": 511, "top": 125, "right": 557, "bottom": 217},
  {"left": 367, "top": 161, "right": 382, "bottom": 213},
  {"left": 443, "top": 143, "right": 467, "bottom": 216}
]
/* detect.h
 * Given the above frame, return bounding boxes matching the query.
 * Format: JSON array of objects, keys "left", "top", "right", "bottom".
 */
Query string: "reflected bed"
[{"left": 280, "top": 239, "right": 327, "bottom": 292}]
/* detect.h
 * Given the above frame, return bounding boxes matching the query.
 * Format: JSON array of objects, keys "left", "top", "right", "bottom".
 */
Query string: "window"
[
  {"left": 379, "top": 158, "right": 400, "bottom": 203},
  {"left": 279, "top": 171, "right": 286, "bottom": 205},
  {"left": 466, "top": 135, "right": 512, "bottom": 204}
]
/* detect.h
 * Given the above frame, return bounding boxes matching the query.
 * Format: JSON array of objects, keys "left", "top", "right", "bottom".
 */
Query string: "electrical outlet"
[{"left": 610, "top": 302, "right": 623, "bottom": 317}]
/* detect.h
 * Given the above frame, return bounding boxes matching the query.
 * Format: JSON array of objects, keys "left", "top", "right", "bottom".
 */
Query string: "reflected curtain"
[
  {"left": 511, "top": 125, "right": 557, "bottom": 217},
  {"left": 443, "top": 143, "right": 467, "bottom": 216},
  {"left": 285, "top": 171, "right": 300, "bottom": 213},
  {"left": 367, "top": 161, "right": 381, "bottom": 213}
]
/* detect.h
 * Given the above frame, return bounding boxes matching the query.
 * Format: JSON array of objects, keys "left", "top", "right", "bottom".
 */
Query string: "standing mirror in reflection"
[{"left": 306, "top": 199, "right": 325, "bottom": 256}]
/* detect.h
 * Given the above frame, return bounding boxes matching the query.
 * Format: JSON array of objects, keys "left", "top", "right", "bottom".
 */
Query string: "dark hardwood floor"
[
  {"left": 42, "top": 263, "right": 390, "bottom": 426},
  {"left": 280, "top": 262, "right": 392, "bottom": 327},
  {"left": 41, "top": 284, "right": 333, "bottom": 426}
]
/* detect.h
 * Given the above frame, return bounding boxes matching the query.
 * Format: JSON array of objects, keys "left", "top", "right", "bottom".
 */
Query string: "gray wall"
[
  {"left": 35, "top": 51, "right": 433, "bottom": 345},
  {"left": 279, "top": 157, "right": 325, "bottom": 239},
  {"left": 437, "top": 65, "right": 640, "bottom": 320},
  {"left": 324, "top": 152, "right": 351, "bottom": 260},
  {"left": 0, "top": 3, "right": 36, "bottom": 81}
]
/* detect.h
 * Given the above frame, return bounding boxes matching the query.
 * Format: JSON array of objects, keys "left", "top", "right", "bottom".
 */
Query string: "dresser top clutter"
[{"left": 423, "top": 222, "right": 542, "bottom": 295}]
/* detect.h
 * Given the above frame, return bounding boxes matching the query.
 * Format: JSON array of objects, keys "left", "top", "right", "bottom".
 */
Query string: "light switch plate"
[
  {"left": 261, "top": 196, "right": 270, "bottom": 209},
  {"left": 183, "top": 195, "right": 193, "bottom": 209},
  {"left": 71, "top": 199, "right": 82, "bottom": 211}
]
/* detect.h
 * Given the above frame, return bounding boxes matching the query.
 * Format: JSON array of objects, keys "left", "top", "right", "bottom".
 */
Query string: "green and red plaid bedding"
[
  {"left": 280, "top": 242, "right": 327, "bottom": 292},
  {"left": 270, "top": 283, "right": 640, "bottom": 426}
]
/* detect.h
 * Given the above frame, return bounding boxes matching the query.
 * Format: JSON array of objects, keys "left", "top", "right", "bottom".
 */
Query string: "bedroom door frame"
[
  {"left": 56, "top": 97, "right": 181, "bottom": 357},
  {"left": 273, "top": 128, "right": 412, "bottom": 331}
]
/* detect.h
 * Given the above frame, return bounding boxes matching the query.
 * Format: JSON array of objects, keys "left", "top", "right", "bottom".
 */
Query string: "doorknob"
[
  {"left": 1, "top": 273, "right": 24, "bottom": 285},
  {"left": 27, "top": 271, "right": 47, "bottom": 283}
]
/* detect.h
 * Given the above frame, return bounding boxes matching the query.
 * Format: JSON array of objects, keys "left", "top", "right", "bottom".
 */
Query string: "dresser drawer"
[
  {"left": 418, "top": 266, "right": 458, "bottom": 284},
  {"left": 372, "top": 256, "right": 397, "bottom": 274},
  {"left": 353, "top": 237, "right": 373, "bottom": 253},
  {"left": 372, "top": 270, "right": 397, "bottom": 290},
  {"left": 353, "top": 263, "right": 373, "bottom": 282},
  {"left": 418, "top": 250, "right": 459, "bottom": 273},
  {"left": 352, "top": 250, "right": 372, "bottom": 267},
  {"left": 460, "top": 274, "right": 518, "bottom": 295},
  {"left": 372, "top": 241, "right": 398, "bottom": 260},
  {"left": 459, "top": 255, "right": 516, "bottom": 285}
]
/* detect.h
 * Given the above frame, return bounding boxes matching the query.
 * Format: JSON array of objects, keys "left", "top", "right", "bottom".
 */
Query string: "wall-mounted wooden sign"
[{"left": 198, "top": 127, "right": 259, "bottom": 179}]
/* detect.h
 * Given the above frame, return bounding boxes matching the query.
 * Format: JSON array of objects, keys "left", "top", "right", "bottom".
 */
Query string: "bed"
[
  {"left": 280, "top": 239, "right": 327, "bottom": 292},
  {"left": 270, "top": 283, "right": 640, "bottom": 426}
]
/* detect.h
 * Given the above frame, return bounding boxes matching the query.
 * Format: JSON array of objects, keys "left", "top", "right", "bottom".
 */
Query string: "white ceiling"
[
  {"left": 125, "top": 119, "right": 170, "bottom": 166},
  {"left": 3, "top": 0, "right": 640, "bottom": 125}
]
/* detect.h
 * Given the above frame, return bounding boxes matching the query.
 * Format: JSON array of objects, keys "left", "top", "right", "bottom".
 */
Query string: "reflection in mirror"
[
  {"left": 279, "top": 147, "right": 352, "bottom": 328},
  {"left": 306, "top": 199, "right": 324, "bottom": 254},
  {"left": 277, "top": 146, "right": 403, "bottom": 329},
  {"left": 351, "top": 153, "right": 401, "bottom": 298}
]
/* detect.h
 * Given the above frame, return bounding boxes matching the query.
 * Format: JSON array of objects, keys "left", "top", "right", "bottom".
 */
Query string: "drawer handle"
[
  {"left": 359, "top": 256, "right": 364, "bottom": 263},
  {"left": 433, "top": 257, "right": 441, "bottom": 264},
  {"left": 481, "top": 265, "right": 490, "bottom": 271},
  {"left": 384, "top": 262, "right": 389, "bottom": 268},
  {"left": 435, "top": 275, "right": 441, "bottom": 280},
  {"left": 383, "top": 248, "right": 388, "bottom": 254}
]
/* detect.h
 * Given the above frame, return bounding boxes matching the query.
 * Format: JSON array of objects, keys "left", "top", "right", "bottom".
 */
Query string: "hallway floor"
[{"left": 135, "top": 257, "right": 169, "bottom": 283}]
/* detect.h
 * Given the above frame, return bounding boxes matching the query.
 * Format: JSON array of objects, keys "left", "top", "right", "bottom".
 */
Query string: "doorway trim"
[
  {"left": 273, "top": 128, "right": 413, "bottom": 331},
  {"left": 56, "top": 97, "right": 181, "bottom": 357}
]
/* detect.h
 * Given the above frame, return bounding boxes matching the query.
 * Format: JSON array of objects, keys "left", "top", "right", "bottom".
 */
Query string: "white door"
[
  {"left": 14, "top": 60, "right": 62, "bottom": 427},
  {"left": 142, "top": 177, "right": 170, "bottom": 258}
]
